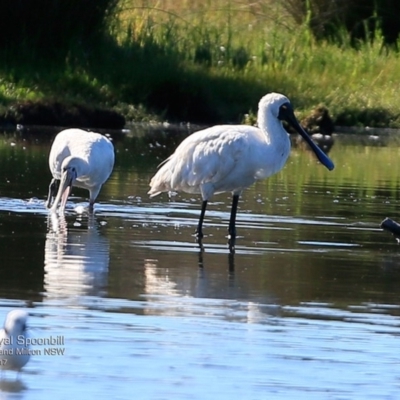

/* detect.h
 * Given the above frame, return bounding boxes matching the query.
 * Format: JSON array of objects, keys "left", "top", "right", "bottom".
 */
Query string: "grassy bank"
[{"left": 0, "top": 0, "right": 399, "bottom": 129}]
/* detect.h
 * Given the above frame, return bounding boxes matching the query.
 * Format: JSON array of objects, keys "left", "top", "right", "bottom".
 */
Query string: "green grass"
[{"left": 0, "top": 0, "right": 400, "bottom": 128}]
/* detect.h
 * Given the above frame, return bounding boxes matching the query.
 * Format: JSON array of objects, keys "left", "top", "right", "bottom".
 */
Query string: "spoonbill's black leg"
[
  {"left": 228, "top": 195, "right": 239, "bottom": 239},
  {"left": 195, "top": 200, "right": 208, "bottom": 238},
  {"left": 228, "top": 194, "right": 239, "bottom": 252}
]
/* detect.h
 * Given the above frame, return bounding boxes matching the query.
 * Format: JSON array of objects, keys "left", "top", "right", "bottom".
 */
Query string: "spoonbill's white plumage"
[
  {"left": 148, "top": 92, "right": 334, "bottom": 249},
  {"left": 46, "top": 128, "right": 115, "bottom": 214},
  {"left": 0, "top": 310, "right": 30, "bottom": 372}
]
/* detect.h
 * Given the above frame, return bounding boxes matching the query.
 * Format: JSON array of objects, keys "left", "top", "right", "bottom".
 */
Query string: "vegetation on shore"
[{"left": 0, "top": 0, "right": 400, "bottom": 129}]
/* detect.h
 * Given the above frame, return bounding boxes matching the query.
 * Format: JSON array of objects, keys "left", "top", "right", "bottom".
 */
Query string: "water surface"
[{"left": 0, "top": 126, "right": 400, "bottom": 399}]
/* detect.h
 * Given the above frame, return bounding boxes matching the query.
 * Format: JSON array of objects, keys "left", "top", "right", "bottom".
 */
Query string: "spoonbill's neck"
[
  {"left": 257, "top": 108, "right": 287, "bottom": 145},
  {"left": 62, "top": 156, "right": 89, "bottom": 177}
]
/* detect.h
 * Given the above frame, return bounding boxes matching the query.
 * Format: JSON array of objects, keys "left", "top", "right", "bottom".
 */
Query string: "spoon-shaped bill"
[
  {"left": 50, "top": 169, "right": 75, "bottom": 214},
  {"left": 296, "top": 124, "right": 335, "bottom": 170},
  {"left": 279, "top": 103, "right": 335, "bottom": 171}
]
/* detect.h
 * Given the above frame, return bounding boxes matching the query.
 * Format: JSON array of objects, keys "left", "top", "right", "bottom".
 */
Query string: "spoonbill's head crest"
[
  {"left": 258, "top": 92, "right": 291, "bottom": 119},
  {"left": 4, "top": 310, "right": 28, "bottom": 336},
  {"left": 62, "top": 165, "right": 78, "bottom": 185},
  {"left": 260, "top": 92, "right": 335, "bottom": 171},
  {"left": 61, "top": 156, "right": 81, "bottom": 181}
]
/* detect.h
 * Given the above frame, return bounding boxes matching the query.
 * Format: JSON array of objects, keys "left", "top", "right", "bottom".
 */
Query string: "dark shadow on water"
[{"left": 0, "top": 377, "right": 27, "bottom": 392}]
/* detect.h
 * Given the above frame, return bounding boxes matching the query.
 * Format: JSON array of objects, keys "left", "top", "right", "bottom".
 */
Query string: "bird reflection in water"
[
  {"left": 197, "top": 248, "right": 235, "bottom": 274},
  {"left": 142, "top": 248, "right": 236, "bottom": 308},
  {"left": 44, "top": 214, "right": 110, "bottom": 300},
  {"left": 142, "top": 254, "right": 279, "bottom": 323}
]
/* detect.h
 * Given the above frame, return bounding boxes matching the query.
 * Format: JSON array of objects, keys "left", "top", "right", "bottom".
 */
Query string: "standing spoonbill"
[
  {"left": 0, "top": 310, "right": 30, "bottom": 373},
  {"left": 46, "top": 128, "right": 115, "bottom": 215},
  {"left": 148, "top": 92, "right": 334, "bottom": 249}
]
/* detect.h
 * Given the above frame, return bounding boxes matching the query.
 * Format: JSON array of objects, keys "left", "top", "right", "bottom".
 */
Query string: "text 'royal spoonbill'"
[
  {"left": 0, "top": 310, "right": 30, "bottom": 373},
  {"left": 46, "top": 128, "right": 115, "bottom": 215},
  {"left": 148, "top": 92, "right": 334, "bottom": 250}
]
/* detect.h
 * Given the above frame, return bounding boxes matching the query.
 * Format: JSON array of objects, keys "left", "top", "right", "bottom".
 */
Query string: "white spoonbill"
[
  {"left": 0, "top": 310, "right": 30, "bottom": 372},
  {"left": 46, "top": 128, "right": 115, "bottom": 214},
  {"left": 148, "top": 92, "right": 334, "bottom": 248}
]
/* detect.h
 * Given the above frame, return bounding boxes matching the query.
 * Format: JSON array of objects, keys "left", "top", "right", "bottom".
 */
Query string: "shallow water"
[{"left": 0, "top": 126, "right": 400, "bottom": 399}]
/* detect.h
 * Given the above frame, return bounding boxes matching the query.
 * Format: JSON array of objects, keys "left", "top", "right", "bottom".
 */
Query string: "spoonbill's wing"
[{"left": 170, "top": 128, "right": 248, "bottom": 189}]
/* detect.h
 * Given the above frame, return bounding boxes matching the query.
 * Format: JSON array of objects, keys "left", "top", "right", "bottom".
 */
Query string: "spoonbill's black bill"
[
  {"left": 46, "top": 128, "right": 115, "bottom": 215},
  {"left": 148, "top": 92, "right": 334, "bottom": 251}
]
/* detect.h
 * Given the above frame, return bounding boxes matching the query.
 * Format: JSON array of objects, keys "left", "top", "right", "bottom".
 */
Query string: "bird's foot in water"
[
  {"left": 228, "top": 231, "right": 236, "bottom": 253},
  {"left": 194, "top": 229, "right": 205, "bottom": 250},
  {"left": 194, "top": 228, "right": 204, "bottom": 239},
  {"left": 196, "top": 238, "right": 205, "bottom": 253}
]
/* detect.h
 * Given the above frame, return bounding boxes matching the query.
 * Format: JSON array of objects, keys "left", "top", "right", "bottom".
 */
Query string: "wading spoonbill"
[
  {"left": 46, "top": 128, "right": 115, "bottom": 215},
  {"left": 148, "top": 92, "right": 334, "bottom": 250},
  {"left": 0, "top": 310, "right": 30, "bottom": 373}
]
